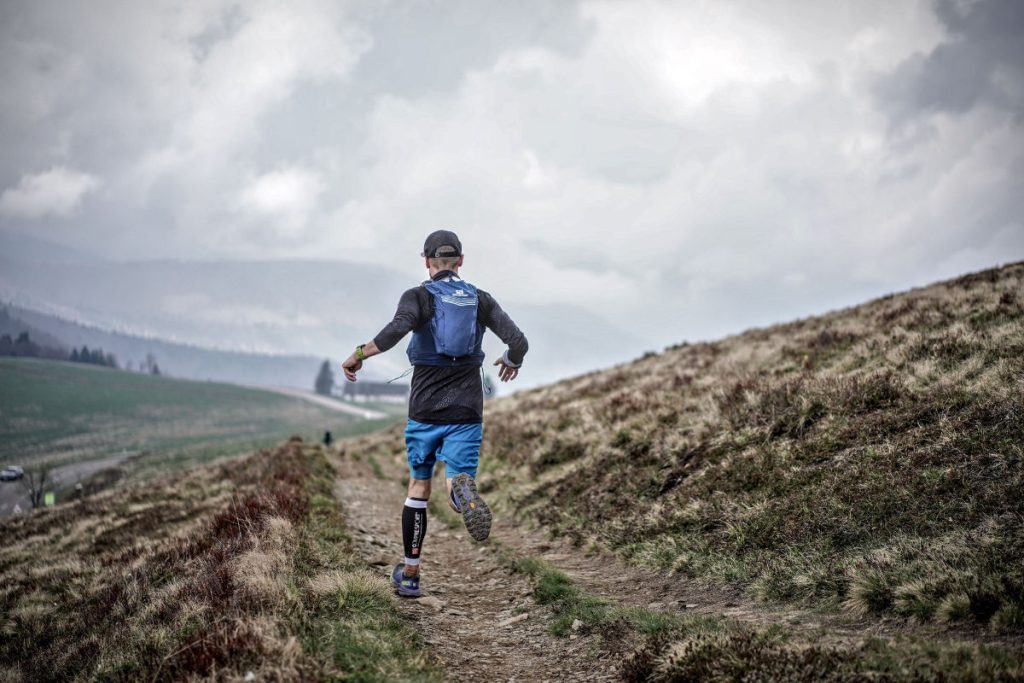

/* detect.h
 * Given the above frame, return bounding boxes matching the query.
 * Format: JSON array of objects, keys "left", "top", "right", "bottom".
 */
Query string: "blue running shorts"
[{"left": 405, "top": 419, "right": 483, "bottom": 481}]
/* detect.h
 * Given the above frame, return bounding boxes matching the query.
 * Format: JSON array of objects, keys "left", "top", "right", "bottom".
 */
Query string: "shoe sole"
[{"left": 451, "top": 472, "right": 491, "bottom": 541}]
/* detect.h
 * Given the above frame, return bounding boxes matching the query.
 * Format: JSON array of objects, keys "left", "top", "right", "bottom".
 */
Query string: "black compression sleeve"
[{"left": 402, "top": 497, "right": 428, "bottom": 563}]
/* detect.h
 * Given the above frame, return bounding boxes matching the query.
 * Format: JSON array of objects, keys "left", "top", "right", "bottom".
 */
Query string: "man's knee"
[{"left": 408, "top": 478, "right": 431, "bottom": 499}]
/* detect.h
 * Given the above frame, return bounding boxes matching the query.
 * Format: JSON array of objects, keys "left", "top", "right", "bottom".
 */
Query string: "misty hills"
[
  {"left": 0, "top": 238, "right": 406, "bottom": 359},
  {"left": 0, "top": 231, "right": 640, "bottom": 389},
  {"left": 0, "top": 304, "right": 330, "bottom": 389}
]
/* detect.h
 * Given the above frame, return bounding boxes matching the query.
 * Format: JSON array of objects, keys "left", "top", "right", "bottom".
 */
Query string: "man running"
[{"left": 341, "top": 230, "right": 528, "bottom": 598}]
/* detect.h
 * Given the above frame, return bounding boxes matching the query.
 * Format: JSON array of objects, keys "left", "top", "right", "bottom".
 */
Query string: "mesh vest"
[{"left": 406, "top": 276, "right": 486, "bottom": 367}]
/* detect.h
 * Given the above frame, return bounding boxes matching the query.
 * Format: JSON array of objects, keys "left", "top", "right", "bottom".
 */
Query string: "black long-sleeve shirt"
[{"left": 373, "top": 271, "right": 528, "bottom": 424}]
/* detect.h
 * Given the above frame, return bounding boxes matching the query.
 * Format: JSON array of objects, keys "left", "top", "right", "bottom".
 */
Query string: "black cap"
[{"left": 422, "top": 229, "right": 463, "bottom": 258}]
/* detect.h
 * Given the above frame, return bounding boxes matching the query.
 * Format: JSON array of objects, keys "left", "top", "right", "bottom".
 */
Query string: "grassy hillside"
[
  {"left": 3, "top": 263, "right": 1021, "bottom": 682},
  {"left": 0, "top": 358, "right": 397, "bottom": 477},
  {"left": 342, "top": 262, "right": 1023, "bottom": 679},
  {"left": 0, "top": 440, "right": 440, "bottom": 681},
  {"left": 479, "top": 262, "right": 1023, "bottom": 633}
]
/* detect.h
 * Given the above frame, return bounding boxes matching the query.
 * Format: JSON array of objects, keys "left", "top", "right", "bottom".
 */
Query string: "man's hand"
[
  {"left": 341, "top": 341, "right": 380, "bottom": 382},
  {"left": 341, "top": 354, "right": 362, "bottom": 382},
  {"left": 493, "top": 357, "right": 519, "bottom": 382}
]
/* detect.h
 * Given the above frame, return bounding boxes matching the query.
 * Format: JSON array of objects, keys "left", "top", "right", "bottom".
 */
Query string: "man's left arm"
[{"left": 478, "top": 290, "right": 528, "bottom": 382}]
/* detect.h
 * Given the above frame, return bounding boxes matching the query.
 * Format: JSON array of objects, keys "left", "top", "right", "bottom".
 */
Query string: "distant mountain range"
[
  {"left": 0, "top": 231, "right": 641, "bottom": 390},
  {"left": 0, "top": 304, "right": 333, "bottom": 389}
]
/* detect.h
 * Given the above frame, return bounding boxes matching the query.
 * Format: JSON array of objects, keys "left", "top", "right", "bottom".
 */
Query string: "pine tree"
[
  {"left": 314, "top": 359, "right": 334, "bottom": 396},
  {"left": 14, "top": 332, "right": 38, "bottom": 357}
]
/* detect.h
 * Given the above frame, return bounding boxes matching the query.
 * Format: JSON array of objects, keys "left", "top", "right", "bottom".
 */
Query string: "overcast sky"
[{"left": 1, "top": 0, "right": 1022, "bottom": 352}]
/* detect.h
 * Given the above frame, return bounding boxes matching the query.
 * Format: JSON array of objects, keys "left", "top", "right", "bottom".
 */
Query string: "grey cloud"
[
  {"left": 0, "top": 1, "right": 596, "bottom": 258},
  {"left": 521, "top": 104, "right": 686, "bottom": 185},
  {"left": 349, "top": 0, "right": 591, "bottom": 98},
  {"left": 875, "top": 0, "right": 1024, "bottom": 122},
  {"left": 521, "top": 238, "right": 615, "bottom": 275},
  {"left": 188, "top": 5, "right": 247, "bottom": 61},
  {"left": 1, "top": 1, "right": 1022, "bottom": 386}
]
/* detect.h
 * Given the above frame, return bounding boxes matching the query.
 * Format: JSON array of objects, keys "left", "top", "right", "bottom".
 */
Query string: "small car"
[{"left": 0, "top": 466, "right": 25, "bottom": 481}]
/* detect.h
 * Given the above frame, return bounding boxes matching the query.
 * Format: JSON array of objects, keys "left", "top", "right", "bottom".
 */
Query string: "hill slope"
[
  {"left": 2, "top": 264, "right": 1022, "bottom": 681},
  {"left": 480, "top": 262, "right": 1023, "bottom": 631},
  {"left": 0, "top": 358, "right": 396, "bottom": 481},
  {"left": 0, "top": 441, "right": 441, "bottom": 681},
  {"left": 327, "top": 261, "right": 1023, "bottom": 680}
]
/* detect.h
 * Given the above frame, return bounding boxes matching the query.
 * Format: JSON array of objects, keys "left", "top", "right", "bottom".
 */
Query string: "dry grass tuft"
[
  {"left": 621, "top": 625, "right": 1024, "bottom": 683},
  {"left": 231, "top": 515, "right": 294, "bottom": 606},
  {"left": 308, "top": 569, "right": 393, "bottom": 606}
]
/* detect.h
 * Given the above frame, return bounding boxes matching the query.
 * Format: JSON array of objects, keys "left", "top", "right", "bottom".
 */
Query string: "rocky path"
[
  {"left": 328, "top": 447, "right": 999, "bottom": 682},
  {"left": 332, "top": 452, "right": 620, "bottom": 682}
]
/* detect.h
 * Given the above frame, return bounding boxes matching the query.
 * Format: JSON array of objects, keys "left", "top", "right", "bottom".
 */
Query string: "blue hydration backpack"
[{"left": 407, "top": 276, "right": 485, "bottom": 366}]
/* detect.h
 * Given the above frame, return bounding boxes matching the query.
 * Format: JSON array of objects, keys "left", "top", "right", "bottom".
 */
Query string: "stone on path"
[
  {"left": 498, "top": 612, "right": 529, "bottom": 627},
  {"left": 418, "top": 595, "right": 446, "bottom": 611}
]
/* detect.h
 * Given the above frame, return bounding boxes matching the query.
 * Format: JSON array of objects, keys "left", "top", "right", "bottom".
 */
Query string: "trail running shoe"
[
  {"left": 392, "top": 564, "right": 421, "bottom": 597},
  {"left": 450, "top": 472, "right": 492, "bottom": 542}
]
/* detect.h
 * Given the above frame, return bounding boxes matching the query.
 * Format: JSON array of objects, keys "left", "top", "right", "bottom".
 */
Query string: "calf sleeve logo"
[{"left": 411, "top": 512, "right": 423, "bottom": 555}]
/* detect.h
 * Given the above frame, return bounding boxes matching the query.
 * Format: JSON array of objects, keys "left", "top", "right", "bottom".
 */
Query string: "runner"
[{"left": 341, "top": 230, "right": 528, "bottom": 597}]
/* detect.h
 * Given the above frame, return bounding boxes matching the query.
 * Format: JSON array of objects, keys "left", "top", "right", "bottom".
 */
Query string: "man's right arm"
[
  {"left": 342, "top": 288, "right": 424, "bottom": 381},
  {"left": 372, "top": 288, "right": 425, "bottom": 352}
]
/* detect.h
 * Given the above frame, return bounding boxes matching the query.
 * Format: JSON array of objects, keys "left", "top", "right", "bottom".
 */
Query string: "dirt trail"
[
  {"left": 329, "top": 452, "right": 877, "bottom": 682},
  {"left": 329, "top": 448, "right": 1006, "bottom": 681},
  {"left": 332, "top": 452, "right": 620, "bottom": 682}
]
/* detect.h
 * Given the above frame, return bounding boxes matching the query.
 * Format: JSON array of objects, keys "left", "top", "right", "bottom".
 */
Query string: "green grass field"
[{"left": 0, "top": 358, "right": 401, "bottom": 478}]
